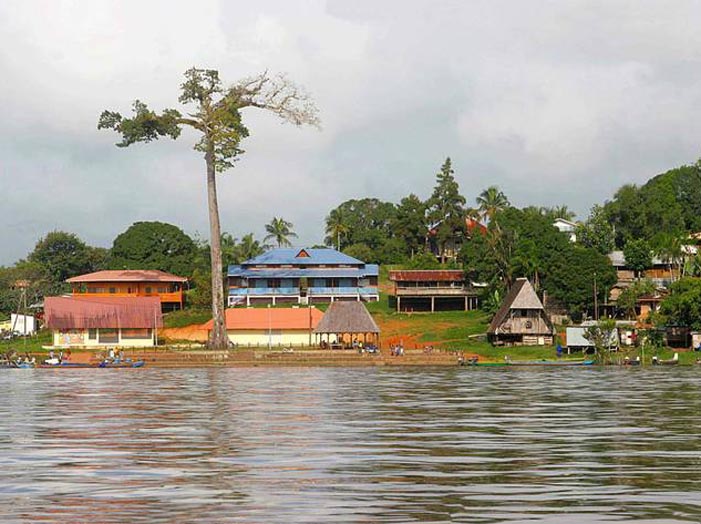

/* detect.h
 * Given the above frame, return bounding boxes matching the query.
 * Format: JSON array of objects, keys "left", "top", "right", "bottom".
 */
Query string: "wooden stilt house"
[{"left": 488, "top": 278, "right": 554, "bottom": 346}]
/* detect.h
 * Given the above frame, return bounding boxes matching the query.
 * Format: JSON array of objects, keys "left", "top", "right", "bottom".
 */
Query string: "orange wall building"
[{"left": 67, "top": 270, "right": 187, "bottom": 311}]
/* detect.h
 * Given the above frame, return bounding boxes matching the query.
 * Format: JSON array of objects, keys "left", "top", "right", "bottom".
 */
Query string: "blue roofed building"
[{"left": 227, "top": 248, "right": 380, "bottom": 306}]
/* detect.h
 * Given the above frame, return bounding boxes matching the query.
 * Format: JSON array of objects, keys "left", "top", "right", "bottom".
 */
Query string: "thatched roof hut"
[{"left": 314, "top": 301, "right": 380, "bottom": 347}]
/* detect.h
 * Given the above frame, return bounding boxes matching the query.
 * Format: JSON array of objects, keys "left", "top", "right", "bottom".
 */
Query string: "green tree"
[
  {"left": 476, "top": 185, "right": 510, "bottom": 223},
  {"left": 426, "top": 157, "right": 466, "bottom": 263},
  {"left": 659, "top": 277, "right": 701, "bottom": 330},
  {"left": 264, "top": 217, "right": 297, "bottom": 248},
  {"left": 577, "top": 204, "right": 615, "bottom": 255},
  {"left": 109, "top": 221, "right": 197, "bottom": 277},
  {"left": 98, "top": 67, "right": 319, "bottom": 348},
  {"left": 584, "top": 318, "right": 617, "bottom": 364},
  {"left": 404, "top": 251, "right": 441, "bottom": 270},
  {"left": 623, "top": 238, "right": 653, "bottom": 279},
  {"left": 235, "top": 233, "right": 266, "bottom": 263},
  {"left": 342, "top": 243, "right": 374, "bottom": 263},
  {"left": 324, "top": 198, "right": 396, "bottom": 253},
  {"left": 652, "top": 231, "right": 685, "bottom": 281},
  {"left": 617, "top": 278, "right": 656, "bottom": 320},
  {"left": 324, "top": 208, "right": 350, "bottom": 251},
  {"left": 392, "top": 194, "right": 428, "bottom": 258},
  {"left": 27, "top": 231, "right": 96, "bottom": 294}
]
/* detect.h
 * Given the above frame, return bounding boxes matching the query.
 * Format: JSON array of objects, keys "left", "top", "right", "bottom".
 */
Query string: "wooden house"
[
  {"left": 67, "top": 270, "right": 187, "bottom": 311},
  {"left": 487, "top": 278, "right": 554, "bottom": 346},
  {"left": 388, "top": 270, "right": 479, "bottom": 312},
  {"left": 44, "top": 296, "right": 162, "bottom": 348}
]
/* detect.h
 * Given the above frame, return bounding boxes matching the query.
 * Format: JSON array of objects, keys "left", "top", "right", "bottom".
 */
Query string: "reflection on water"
[{"left": 1, "top": 367, "right": 701, "bottom": 523}]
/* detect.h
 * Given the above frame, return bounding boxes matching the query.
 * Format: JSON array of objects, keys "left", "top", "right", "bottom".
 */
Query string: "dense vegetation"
[{"left": 3, "top": 157, "right": 701, "bottom": 330}]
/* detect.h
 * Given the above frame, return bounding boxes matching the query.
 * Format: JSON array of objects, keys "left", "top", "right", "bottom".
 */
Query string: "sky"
[{"left": 2, "top": 0, "right": 701, "bottom": 265}]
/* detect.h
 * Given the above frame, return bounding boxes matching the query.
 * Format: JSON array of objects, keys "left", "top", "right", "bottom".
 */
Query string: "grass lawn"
[
  {"left": 163, "top": 309, "right": 213, "bottom": 328},
  {"left": 0, "top": 330, "right": 53, "bottom": 354}
]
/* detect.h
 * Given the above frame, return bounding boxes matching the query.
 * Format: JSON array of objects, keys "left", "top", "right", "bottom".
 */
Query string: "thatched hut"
[
  {"left": 314, "top": 301, "right": 380, "bottom": 348},
  {"left": 488, "top": 278, "right": 554, "bottom": 346}
]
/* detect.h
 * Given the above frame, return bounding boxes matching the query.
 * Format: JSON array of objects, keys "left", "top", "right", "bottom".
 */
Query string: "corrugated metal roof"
[
  {"left": 203, "top": 307, "right": 324, "bottom": 331},
  {"left": 314, "top": 302, "right": 380, "bottom": 334},
  {"left": 228, "top": 267, "right": 379, "bottom": 278},
  {"left": 608, "top": 250, "right": 665, "bottom": 267},
  {"left": 240, "top": 248, "right": 366, "bottom": 266},
  {"left": 388, "top": 270, "right": 465, "bottom": 282},
  {"left": 67, "top": 270, "right": 187, "bottom": 283},
  {"left": 44, "top": 296, "right": 163, "bottom": 329},
  {"left": 566, "top": 326, "right": 618, "bottom": 347}
]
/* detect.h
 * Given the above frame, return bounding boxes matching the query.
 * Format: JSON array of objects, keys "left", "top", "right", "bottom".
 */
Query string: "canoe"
[
  {"left": 98, "top": 360, "right": 145, "bottom": 368},
  {"left": 39, "top": 360, "right": 146, "bottom": 369},
  {"left": 506, "top": 359, "right": 595, "bottom": 367},
  {"left": 461, "top": 358, "right": 594, "bottom": 367}
]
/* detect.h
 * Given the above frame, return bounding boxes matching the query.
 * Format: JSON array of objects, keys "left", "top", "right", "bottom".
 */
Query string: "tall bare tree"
[{"left": 99, "top": 68, "right": 319, "bottom": 348}]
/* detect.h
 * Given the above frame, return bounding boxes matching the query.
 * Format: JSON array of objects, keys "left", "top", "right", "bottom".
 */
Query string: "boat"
[
  {"left": 40, "top": 359, "right": 146, "bottom": 369},
  {"left": 504, "top": 358, "right": 595, "bottom": 367},
  {"left": 622, "top": 356, "right": 642, "bottom": 366},
  {"left": 652, "top": 353, "right": 679, "bottom": 366},
  {"left": 98, "top": 359, "right": 145, "bottom": 368},
  {"left": 460, "top": 356, "right": 594, "bottom": 367}
]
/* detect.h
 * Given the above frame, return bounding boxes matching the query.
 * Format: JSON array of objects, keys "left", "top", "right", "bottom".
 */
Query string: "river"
[{"left": 1, "top": 367, "right": 700, "bottom": 523}]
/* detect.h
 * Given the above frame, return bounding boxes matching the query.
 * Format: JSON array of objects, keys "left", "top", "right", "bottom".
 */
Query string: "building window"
[
  {"left": 109, "top": 287, "right": 116, "bottom": 294},
  {"left": 98, "top": 329, "right": 119, "bottom": 344},
  {"left": 145, "top": 287, "right": 153, "bottom": 294},
  {"left": 88, "top": 329, "right": 97, "bottom": 340},
  {"left": 121, "top": 328, "right": 152, "bottom": 339}
]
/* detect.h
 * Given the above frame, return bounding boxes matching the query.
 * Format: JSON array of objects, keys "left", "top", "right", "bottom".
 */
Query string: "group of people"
[
  {"left": 44, "top": 349, "right": 71, "bottom": 366},
  {"left": 1, "top": 351, "right": 36, "bottom": 368},
  {"left": 390, "top": 344, "right": 404, "bottom": 356}
]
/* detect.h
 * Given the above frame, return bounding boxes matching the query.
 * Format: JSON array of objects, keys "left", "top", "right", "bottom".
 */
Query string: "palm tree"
[
  {"left": 235, "top": 233, "right": 265, "bottom": 262},
  {"left": 325, "top": 209, "right": 350, "bottom": 250},
  {"left": 476, "top": 186, "right": 510, "bottom": 222},
  {"left": 264, "top": 217, "right": 297, "bottom": 248},
  {"left": 655, "top": 232, "right": 684, "bottom": 282}
]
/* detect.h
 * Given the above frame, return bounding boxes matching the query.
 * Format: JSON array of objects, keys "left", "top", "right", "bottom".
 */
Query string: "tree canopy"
[
  {"left": 426, "top": 158, "right": 466, "bottom": 262},
  {"left": 109, "top": 221, "right": 197, "bottom": 277}
]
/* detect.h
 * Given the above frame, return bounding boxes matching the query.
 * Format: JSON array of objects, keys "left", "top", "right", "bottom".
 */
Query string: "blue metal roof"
[
  {"left": 239, "top": 248, "right": 366, "bottom": 267},
  {"left": 228, "top": 265, "right": 379, "bottom": 279}
]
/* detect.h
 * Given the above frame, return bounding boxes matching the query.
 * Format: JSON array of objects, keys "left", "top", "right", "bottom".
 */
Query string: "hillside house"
[
  {"left": 227, "top": 248, "right": 379, "bottom": 306},
  {"left": 67, "top": 270, "right": 187, "bottom": 312},
  {"left": 388, "top": 270, "right": 479, "bottom": 312},
  {"left": 488, "top": 278, "right": 554, "bottom": 346}
]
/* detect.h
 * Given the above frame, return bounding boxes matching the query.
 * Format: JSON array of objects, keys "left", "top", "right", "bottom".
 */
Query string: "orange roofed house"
[
  {"left": 44, "top": 296, "right": 163, "bottom": 348},
  {"left": 204, "top": 307, "right": 324, "bottom": 348},
  {"left": 67, "top": 270, "right": 188, "bottom": 311}
]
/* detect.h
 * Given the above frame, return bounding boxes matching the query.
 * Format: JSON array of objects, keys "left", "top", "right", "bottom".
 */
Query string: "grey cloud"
[{"left": 2, "top": 0, "right": 701, "bottom": 264}]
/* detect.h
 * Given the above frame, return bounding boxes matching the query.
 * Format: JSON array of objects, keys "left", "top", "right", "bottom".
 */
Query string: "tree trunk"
[{"left": 206, "top": 147, "right": 228, "bottom": 349}]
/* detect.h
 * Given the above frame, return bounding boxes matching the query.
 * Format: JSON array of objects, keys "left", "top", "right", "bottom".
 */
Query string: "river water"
[{"left": 1, "top": 367, "right": 700, "bottom": 523}]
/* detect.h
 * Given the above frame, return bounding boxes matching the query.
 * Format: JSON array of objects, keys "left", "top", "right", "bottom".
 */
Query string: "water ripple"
[{"left": 1, "top": 367, "right": 700, "bottom": 523}]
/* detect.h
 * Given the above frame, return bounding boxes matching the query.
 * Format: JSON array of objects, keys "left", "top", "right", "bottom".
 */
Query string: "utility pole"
[{"left": 593, "top": 272, "right": 598, "bottom": 321}]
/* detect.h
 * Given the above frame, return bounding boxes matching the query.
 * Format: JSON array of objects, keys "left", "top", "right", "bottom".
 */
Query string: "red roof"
[
  {"left": 204, "top": 307, "right": 324, "bottom": 331},
  {"left": 44, "top": 296, "right": 163, "bottom": 330},
  {"left": 66, "top": 270, "right": 187, "bottom": 283},
  {"left": 389, "top": 270, "right": 466, "bottom": 282}
]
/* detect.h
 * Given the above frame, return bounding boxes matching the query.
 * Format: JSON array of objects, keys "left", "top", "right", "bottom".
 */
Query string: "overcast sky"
[{"left": 2, "top": 0, "right": 701, "bottom": 265}]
